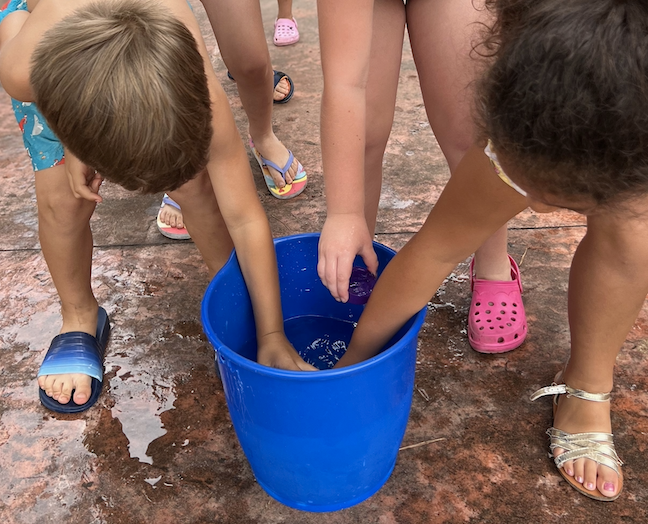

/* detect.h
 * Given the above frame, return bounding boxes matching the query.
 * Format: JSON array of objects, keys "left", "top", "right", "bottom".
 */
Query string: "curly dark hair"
[{"left": 477, "top": 0, "right": 648, "bottom": 206}]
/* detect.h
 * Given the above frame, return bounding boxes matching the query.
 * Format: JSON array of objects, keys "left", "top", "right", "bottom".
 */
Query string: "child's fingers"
[
  {"left": 66, "top": 161, "right": 102, "bottom": 202},
  {"left": 317, "top": 248, "right": 334, "bottom": 295},
  {"left": 71, "top": 183, "right": 102, "bottom": 203},
  {"left": 359, "top": 243, "right": 379, "bottom": 276},
  {"left": 73, "top": 184, "right": 103, "bottom": 203},
  {"left": 297, "top": 360, "right": 318, "bottom": 371},
  {"left": 317, "top": 245, "right": 328, "bottom": 283},
  {"left": 88, "top": 173, "right": 104, "bottom": 194},
  {"left": 319, "top": 254, "right": 345, "bottom": 301},
  {"left": 334, "top": 254, "right": 355, "bottom": 303},
  {"left": 322, "top": 259, "right": 340, "bottom": 300}
]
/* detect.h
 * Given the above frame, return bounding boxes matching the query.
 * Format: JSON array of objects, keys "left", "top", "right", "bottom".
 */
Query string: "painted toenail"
[
  {"left": 576, "top": 476, "right": 583, "bottom": 483},
  {"left": 586, "top": 482, "right": 595, "bottom": 490},
  {"left": 604, "top": 482, "right": 615, "bottom": 492}
]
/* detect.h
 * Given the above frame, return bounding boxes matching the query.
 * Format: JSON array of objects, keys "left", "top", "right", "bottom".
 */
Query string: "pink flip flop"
[
  {"left": 468, "top": 255, "right": 527, "bottom": 353},
  {"left": 273, "top": 17, "right": 299, "bottom": 47}
]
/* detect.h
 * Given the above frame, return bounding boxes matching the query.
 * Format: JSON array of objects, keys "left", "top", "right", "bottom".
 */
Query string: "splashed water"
[{"left": 284, "top": 316, "right": 356, "bottom": 370}]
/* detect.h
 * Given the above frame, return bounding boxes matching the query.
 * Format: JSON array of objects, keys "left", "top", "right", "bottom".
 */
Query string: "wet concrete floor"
[{"left": 1, "top": 1, "right": 647, "bottom": 522}]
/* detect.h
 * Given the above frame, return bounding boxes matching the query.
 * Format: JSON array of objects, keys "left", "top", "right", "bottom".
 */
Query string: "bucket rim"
[{"left": 211, "top": 307, "right": 426, "bottom": 380}]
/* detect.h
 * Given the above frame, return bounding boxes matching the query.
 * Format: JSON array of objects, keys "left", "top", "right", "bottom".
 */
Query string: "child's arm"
[
  {"left": 0, "top": 3, "right": 103, "bottom": 203},
  {"left": 336, "top": 145, "right": 529, "bottom": 366},
  {"left": 0, "top": 9, "right": 32, "bottom": 99},
  {"left": 0, "top": 0, "right": 60, "bottom": 101},
  {"left": 207, "top": 95, "right": 307, "bottom": 367},
  {"left": 173, "top": 0, "right": 314, "bottom": 371},
  {"left": 316, "top": 0, "right": 379, "bottom": 302},
  {"left": 204, "top": 79, "right": 313, "bottom": 370}
]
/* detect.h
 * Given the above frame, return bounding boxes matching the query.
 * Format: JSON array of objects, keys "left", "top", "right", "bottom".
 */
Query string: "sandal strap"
[
  {"left": 530, "top": 383, "right": 610, "bottom": 403},
  {"left": 470, "top": 255, "right": 523, "bottom": 293},
  {"left": 547, "top": 427, "right": 623, "bottom": 473},
  {"left": 260, "top": 150, "right": 295, "bottom": 181},
  {"left": 161, "top": 193, "right": 181, "bottom": 211}
]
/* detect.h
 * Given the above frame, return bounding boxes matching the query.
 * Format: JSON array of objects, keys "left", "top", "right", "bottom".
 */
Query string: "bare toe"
[
  {"left": 284, "top": 158, "right": 299, "bottom": 184},
  {"left": 273, "top": 77, "right": 291, "bottom": 101},
  {"left": 39, "top": 373, "right": 92, "bottom": 405},
  {"left": 71, "top": 373, "right": 92, "bottom": 404},
  {"left": 598, "top": 465, "right": 619, "bottom": 497},
  {"left": 583, "top": 459, "right": 599, "bottom": 492},
  {"left": 571, "top": 457, "right": 585, "bottom": 485},
  {"left": 50, "top": 376, "right": 64, "bottom": 401},
  {"left": 57, "top": 384, "right": 73, "bottom": 404},
  {"left": 159, "top": 205, "right": 184, "bottom": 229}
]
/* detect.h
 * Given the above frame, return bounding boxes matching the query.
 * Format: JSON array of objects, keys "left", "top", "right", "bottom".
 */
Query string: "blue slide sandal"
[
  {"left": 226, "top": 69, "right": 295, "bottom": 104},
  {"left": 37, "top": 307, "right": 110, "bottom": 413}
]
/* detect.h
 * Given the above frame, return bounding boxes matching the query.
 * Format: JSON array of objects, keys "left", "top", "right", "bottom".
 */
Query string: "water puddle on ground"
[{"left": 108, "top": 351, "right": 176, "bottom": 465}]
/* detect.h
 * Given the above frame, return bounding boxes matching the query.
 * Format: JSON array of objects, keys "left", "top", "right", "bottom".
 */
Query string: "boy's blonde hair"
[{"left": 30, "top": 0, "right": 212, "bottom": 193}]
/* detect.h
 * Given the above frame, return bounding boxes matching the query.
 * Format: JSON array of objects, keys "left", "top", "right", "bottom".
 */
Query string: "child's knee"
[
  {"left": 35, "top": 167, "right": 94, "bottom": 224},
  {"left": 168, "top": 169, "right": 213, "bottom": 206},
  {"left": 228, "top": 59, "right": 270, "bottom": 85}
]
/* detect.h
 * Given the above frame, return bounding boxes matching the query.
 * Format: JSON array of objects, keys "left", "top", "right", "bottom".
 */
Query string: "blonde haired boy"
[{"left": 0, "top": 0, "right": 314, "bottom": 412}]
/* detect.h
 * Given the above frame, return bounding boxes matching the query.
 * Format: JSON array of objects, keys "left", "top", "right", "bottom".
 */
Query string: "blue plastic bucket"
[{"left": 201, "top": 233, "right": 426, "bottom": 512}]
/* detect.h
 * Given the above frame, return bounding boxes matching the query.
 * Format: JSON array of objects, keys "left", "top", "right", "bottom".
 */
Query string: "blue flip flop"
[
  {"left": 37, "top": 307, "right": 110, "bottom": 413},
  {"left": 226, "top": 69, "right": 295, "bottom": 104}
]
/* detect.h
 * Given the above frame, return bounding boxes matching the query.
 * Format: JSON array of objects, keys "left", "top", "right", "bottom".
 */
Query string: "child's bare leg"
[
  {"left": 167, "top": 170, "right": 233, "bottom": 278},
  {"left": 556, "top": 210, "right": 648, "bottom": 498},
  {"left": 201, "top": 0, "right": 301, "bottom": 189},
  {"left": 472, "top": 226, "right": 512, "bottom": 280},
  {"left": 276, "top": 0, "right": 293, "bottom": 20},
  {"left": 34, "top": 165, "right": 98, "bottom": 405},
  {"left": 407, "top": 0, "right": 511, "bottom": 281},
  {"left": 364, "top": 0, "right": 407, "bottom": 234}
]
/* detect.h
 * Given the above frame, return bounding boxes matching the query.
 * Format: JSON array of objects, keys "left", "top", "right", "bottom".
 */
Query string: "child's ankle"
[
  {"left": 60, "top": 302, "right": 99, "bottom": 335},
  {"left": 561, "top": 364, "right": 614, "bottom": 393}
]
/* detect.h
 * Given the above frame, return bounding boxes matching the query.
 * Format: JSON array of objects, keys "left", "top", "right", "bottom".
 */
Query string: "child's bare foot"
[
  {"left": 273, "top": 75, "right": 292, "bottom": 102},
  {"left": 158, "top": 201, "right": 184, "bottom": 230},
  {"left": 552, "top": 387, "right": 621, "bottom": 499},
  {"left": 37, "top": 307, "right": 101, "bottom": 406},
  {"left": 157, "top": 194, "right": 190, "bottom": 240},
  {"left": 250, "top": 134, "right": 301, "bottom": 189},
  {"left": 227, "top": 70, "right": 294, "bottom": 104}
]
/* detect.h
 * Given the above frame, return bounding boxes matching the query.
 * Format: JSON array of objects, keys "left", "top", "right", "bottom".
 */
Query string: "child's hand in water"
[{"left": 257, "top": 332, "right": 317, "bottom": 371}]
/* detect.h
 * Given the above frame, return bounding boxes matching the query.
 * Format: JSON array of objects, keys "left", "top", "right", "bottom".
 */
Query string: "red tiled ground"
[{"left": 1, "top": 1, "right": 647, "bottom": 523}]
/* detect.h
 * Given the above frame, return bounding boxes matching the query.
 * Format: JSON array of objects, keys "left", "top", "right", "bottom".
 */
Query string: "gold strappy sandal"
[{"left": 531, "top": 380, "right": 624, "bottom": 501}]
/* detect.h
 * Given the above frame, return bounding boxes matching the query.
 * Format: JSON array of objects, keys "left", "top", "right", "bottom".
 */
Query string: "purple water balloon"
[{"left": 347, "top": 267, "right": 376, "bottom": 305}]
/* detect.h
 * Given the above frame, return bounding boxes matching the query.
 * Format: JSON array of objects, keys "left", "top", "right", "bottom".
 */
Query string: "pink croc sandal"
[
  {"left": 274, "top": 18, "right": 299, "bottom": 47},
  {"left": 468, "top": 255, "right": 527, "bottom": 353}
]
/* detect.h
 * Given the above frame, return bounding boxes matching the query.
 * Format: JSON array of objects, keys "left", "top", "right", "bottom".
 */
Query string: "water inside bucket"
[
  {"left": 237, "top": 315, "right": 355, "bottom": 370},
  {"left": 285, "top": 316, "right": 355, "bottom": 370}
]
